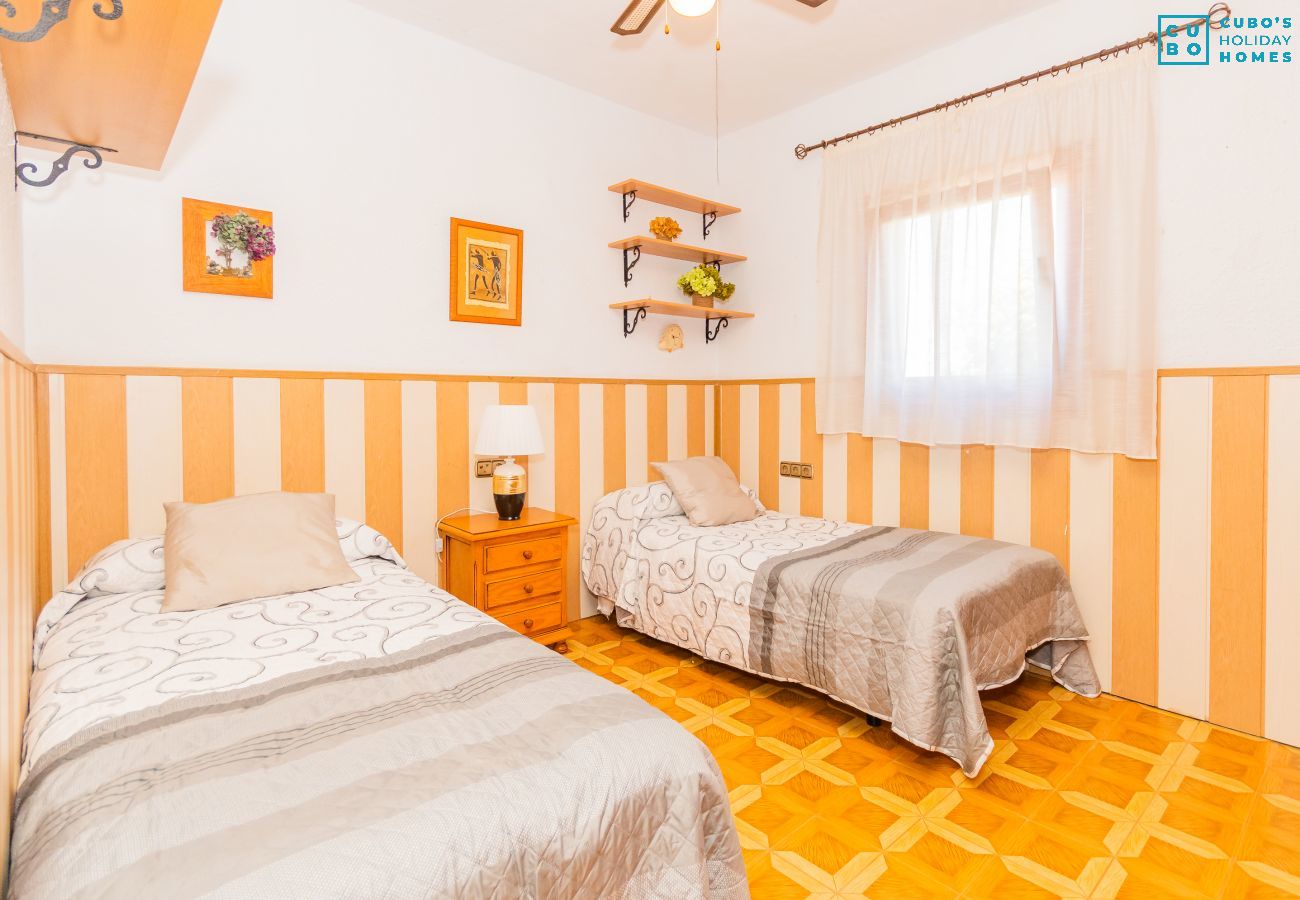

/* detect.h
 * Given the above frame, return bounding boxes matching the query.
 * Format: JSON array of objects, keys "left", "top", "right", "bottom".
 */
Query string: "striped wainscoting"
[
  {"left": 1, "top": 350, "right": 39, "bottom": 888},
  {"left": 715, "top": 375, "right": 1300, "bottom": 749},
  {"left": 38, "top": 371, "right": 715, "bottom": 625}
]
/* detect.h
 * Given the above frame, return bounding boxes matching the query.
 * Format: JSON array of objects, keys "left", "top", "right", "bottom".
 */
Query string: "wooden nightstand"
[{"left": 437, "top": 508, "right": 576, "bottom": 652}]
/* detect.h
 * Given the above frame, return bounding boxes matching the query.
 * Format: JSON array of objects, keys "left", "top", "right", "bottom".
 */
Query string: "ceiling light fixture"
[{"left": 668, "top": 0, "right": 716, "bottom": 16}]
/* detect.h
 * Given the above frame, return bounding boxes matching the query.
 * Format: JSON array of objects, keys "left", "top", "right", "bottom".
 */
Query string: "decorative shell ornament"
[{"left": 658, "top": 324, "right": 685, "bottom": 353}]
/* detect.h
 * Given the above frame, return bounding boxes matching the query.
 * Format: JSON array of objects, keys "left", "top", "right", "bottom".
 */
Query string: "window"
[{"left": 816, "top": 50, "right": 1155, "bottom": 456}]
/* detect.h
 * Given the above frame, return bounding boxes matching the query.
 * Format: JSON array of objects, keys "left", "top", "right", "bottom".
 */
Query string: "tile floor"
[{"left": 566, "top": 616, "right": 1300, "bottom": 899}]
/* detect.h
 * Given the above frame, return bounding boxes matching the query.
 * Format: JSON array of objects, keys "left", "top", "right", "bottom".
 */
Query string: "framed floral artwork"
[
  {"left": 182, "top": 197, "right": 275, "bottom": 299},
  {"left": 449, "top": 218, "right": 523, "bottom": 326}
]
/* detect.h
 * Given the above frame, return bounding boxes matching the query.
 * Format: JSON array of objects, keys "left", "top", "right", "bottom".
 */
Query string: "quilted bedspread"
[
  {"left": 582, "top": 484, "right": 1101, "bottom": 775},
  {"left": 11, "top": 522, "right": 747, "bottom": 899}
]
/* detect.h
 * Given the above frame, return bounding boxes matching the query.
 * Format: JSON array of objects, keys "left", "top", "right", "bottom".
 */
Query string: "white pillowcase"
[{"left": 638, "top": 480, "right": 764, "bottom": 519}]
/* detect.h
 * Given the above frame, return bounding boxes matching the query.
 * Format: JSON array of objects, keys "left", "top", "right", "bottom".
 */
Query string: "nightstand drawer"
[
  {"left": 497, "top": 599, "right": 564, "bottom": 637},
  {"left": 485, "top": 568, "right": 563, "bottom": 610},
  {"left": 485, "top": 535, "right": 563, "bottom": 574}
]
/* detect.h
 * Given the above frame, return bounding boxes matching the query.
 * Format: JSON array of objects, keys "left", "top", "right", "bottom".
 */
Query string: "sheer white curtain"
[{"left": 816, "top": 50, "right": 1157, "bottom": 458}]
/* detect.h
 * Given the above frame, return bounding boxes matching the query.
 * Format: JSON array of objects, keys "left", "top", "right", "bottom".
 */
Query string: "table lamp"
[{"left": 473, "top": 404, "right": 545, "bottom": 520}]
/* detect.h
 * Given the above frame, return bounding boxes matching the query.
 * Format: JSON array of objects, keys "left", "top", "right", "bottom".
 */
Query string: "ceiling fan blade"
[{"left": 612, "top": 0, "right": 666, "bottom": 35}]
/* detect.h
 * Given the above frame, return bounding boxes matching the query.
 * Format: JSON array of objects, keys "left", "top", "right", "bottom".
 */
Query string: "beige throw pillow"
[
  {"left": 162, "top": 492, "right": 359, "bottom": 613},
  {"left": 652, "top": 457, "right": 761, "bottom": 527}
]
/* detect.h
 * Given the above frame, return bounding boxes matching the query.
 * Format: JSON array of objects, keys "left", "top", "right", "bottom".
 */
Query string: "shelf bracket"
[
  {"left": 13, "top": 131, "right": 116, "bottom": 190},
  {"left": 0, "top": 0, "right": 123, "bottom": 43},
  {"left": 622, "top": 245, "right": 641, "bottom": 287},
  {"left": 704, "top": 258, "right": 722, "bottom": 272},
  {"left": 702, "top": 210, "right": 717, "bottom": 241},
  {"left": 622, "top": 189, "right": 637, "bottom": 222},
  {"left": 704, "top": 315, "right": 729, "bottom": 343},
  {"left": 622, "top": 306, "right": 648, "bottom": 338}
]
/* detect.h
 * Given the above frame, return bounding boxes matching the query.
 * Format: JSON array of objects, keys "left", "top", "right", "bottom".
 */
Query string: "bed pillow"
[
  {"left": 637, "top": 481, "right": 765, "bottom": 519},
  {"left": 162, "top": 492, "right": 359, "bottom": 613},
  {"left": 652, "top": 457, "right": 761, "bottom": 527}
]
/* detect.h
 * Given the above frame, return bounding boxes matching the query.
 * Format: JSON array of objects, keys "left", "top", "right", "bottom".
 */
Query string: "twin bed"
[
  {"left": 581, "top": 483, "right": 1100, "bottom": 776},
  {"left": 10, "top": 521, "right": 747, "bottom": 899}
]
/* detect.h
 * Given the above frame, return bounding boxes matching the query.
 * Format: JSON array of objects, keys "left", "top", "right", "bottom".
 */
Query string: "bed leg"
[{"left": 866, "top": 715, "right": 882, "bottom": 727}]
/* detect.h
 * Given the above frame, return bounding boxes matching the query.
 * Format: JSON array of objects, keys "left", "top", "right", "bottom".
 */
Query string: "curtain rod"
[{"left": 794, "top": 2, "right": 1229, "bottom": 159}]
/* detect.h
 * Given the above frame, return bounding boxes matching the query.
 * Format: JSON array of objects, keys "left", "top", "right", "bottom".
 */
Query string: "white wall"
[
  {"left": 18, "top": 0, "right": 1300, "bottom": 377},
  {"left": 0, "top": 57, "right": 23, "bottom": 349},
  {"left": 715, "top": 0, "right": 1300, "bottom": 377},
  {"left": 18, "top": 0, "right": 728, "bottom": 377}
]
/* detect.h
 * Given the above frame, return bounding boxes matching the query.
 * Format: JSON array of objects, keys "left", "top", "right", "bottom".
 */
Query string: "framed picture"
[
  {"left": 449, "top": 218, "right": 523, "bottom": 326},
  {"left": 182, "top": 197, "right": 275, "bottom": 299}
]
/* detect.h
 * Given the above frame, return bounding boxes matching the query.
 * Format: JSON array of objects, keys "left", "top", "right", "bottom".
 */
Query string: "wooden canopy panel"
[{"left": 0, "top": 0, "right": 222, "bottom": 170}]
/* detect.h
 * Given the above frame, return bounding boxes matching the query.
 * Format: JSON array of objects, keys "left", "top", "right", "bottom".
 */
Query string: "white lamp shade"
[
  {"left": 473, "top": 405, "right": 545, "bottom": 457},
  {"left": 669, "top": 0, "right": 716, "bottom": 15}
]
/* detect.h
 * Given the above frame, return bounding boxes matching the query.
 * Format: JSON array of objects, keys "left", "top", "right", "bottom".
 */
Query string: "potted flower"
[
  {"left": 677, "top": 265, "right": 736, "bottom": 309},
  {"left": 649, "top": 216, "right": 683, "bottom": 242}
]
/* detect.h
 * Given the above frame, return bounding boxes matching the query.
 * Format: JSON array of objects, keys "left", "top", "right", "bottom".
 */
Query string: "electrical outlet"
[
  {"left": 780, "top": 461, "right": 814, "bottom": 480},
  {"left": 800, "top": 464, "right": 814, "bottom": 479},
  {"left": 475, "top": 458, "right": 504, "bottom": 478}
]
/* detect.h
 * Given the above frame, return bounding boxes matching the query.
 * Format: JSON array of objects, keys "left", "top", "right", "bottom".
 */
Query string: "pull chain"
[{"left": 714, "top": 0, "right": 721, "bottom": 181}]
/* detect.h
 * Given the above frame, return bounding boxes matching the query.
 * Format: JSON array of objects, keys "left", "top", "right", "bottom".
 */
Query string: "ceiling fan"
[{"left": 611, "top": 0, "right": 829, "bottom": 36}]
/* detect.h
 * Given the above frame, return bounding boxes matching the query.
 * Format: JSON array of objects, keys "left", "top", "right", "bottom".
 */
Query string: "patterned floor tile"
[{"left": 565, "top": 617, "right": 1300, "bottom": 899}]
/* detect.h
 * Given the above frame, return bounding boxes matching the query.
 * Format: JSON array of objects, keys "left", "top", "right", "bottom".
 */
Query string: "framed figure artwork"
[
  {"left": 449, "top": 218, "right": 523, "bottom": 326},
  {"left": 182, "top": 198, "right": 276, "bottom": 299}
]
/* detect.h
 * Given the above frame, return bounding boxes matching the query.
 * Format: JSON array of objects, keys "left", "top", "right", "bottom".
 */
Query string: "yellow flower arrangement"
[{"left": 649, "top": 216, "right": 683, "bottom": 242}]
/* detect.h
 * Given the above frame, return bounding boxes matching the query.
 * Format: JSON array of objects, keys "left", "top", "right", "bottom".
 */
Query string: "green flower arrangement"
[{"left": 677, "top": 265, "right": 736, "bottom": 302}]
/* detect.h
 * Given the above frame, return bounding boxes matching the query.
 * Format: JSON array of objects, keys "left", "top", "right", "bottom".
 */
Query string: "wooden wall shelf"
[
  {"left": 0, "top": 0, "right": 222, "bottom": 170},
  {"left": 611, "top": 298, "right": 753, "bottom": 344},
  {"left": 606, "top": 179, "right": 748, "bottom": 344},
  {"left": 608, "top": 236, "right": 747, "bottom": 266},
  {"left": 610, "top": 299, "right": 754, "bottom": 321},
  {"left": 608, "top": 179, "right": 741, "bottom": 218}
]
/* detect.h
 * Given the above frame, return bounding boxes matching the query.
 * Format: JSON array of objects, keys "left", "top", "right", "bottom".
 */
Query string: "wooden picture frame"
[
  {"left": 449, "top": 218, "right": 523, "bottom": 326},
  {"left": 182, "top": 197, "right": 274, "bottom": 299}
]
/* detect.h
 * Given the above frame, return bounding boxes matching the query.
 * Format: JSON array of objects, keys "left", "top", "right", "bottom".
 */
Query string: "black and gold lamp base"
[{"left": 492, "top": 457, "right": 527, "bottom": 521}]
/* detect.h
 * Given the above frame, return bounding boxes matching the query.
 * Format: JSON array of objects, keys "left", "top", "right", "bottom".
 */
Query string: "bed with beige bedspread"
[
  {"left": 582, "top": 484, "right": 1101, "bottom": 776},
  {"left": 9, "top": 522, "right": 747, "bottom": 900}
]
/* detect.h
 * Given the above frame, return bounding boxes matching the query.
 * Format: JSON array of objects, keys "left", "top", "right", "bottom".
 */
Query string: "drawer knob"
[
  {"left": 523, "top": 618, "right": 534, "bottom": 629},
  {"left": 524, "top": 584, "right": 535, "bottom": 594},
  {"left": 522, "top": 550, "right": 534, "bottom": 560}
]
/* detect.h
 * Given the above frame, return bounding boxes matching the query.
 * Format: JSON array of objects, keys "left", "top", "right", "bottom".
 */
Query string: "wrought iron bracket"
[
  {"left": 0, "top": 0, "right": 123, "bottom": 43},
  {"left": 622, "top": 189, "right": 636, "bottom": 222},
  {"left": 622, "top": 245, "right": 641, "bottom": 287},
  {"left": 14, "top": 131, "right": 116, "bottom": 189},
  {"left": 704, "top": 258, "right": 722, "bottom": 272},
  {"left": 704, "top": 315, "right": 729, "bottom": 344},
  {"left": 702, "top": 211, "right": 717, "bottom": 241},
  {"left": 622, "top": 307, "right": 648, "bottom": 338}
]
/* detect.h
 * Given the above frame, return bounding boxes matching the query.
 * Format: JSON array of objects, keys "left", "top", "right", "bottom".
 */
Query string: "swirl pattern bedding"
[
  {"left": 582, "top": 484, "right": 1101, "bottom": 775},
  {"left": 12, "top": 520, "right": 747, "bottom": 900}
]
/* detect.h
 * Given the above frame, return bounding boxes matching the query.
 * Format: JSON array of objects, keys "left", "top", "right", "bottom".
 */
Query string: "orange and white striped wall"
[
  {"left": 715, "top": 373, "right": 1300, "bottom": 750},
  {"left": 23, "top": 364, "right": 1300, "bottom": 751},
  {"left": 1, "top": 346, "right": 39, "bottom": 889},
  {"left": 38, "top": 370, "right": 716, "bottom": 625}
]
